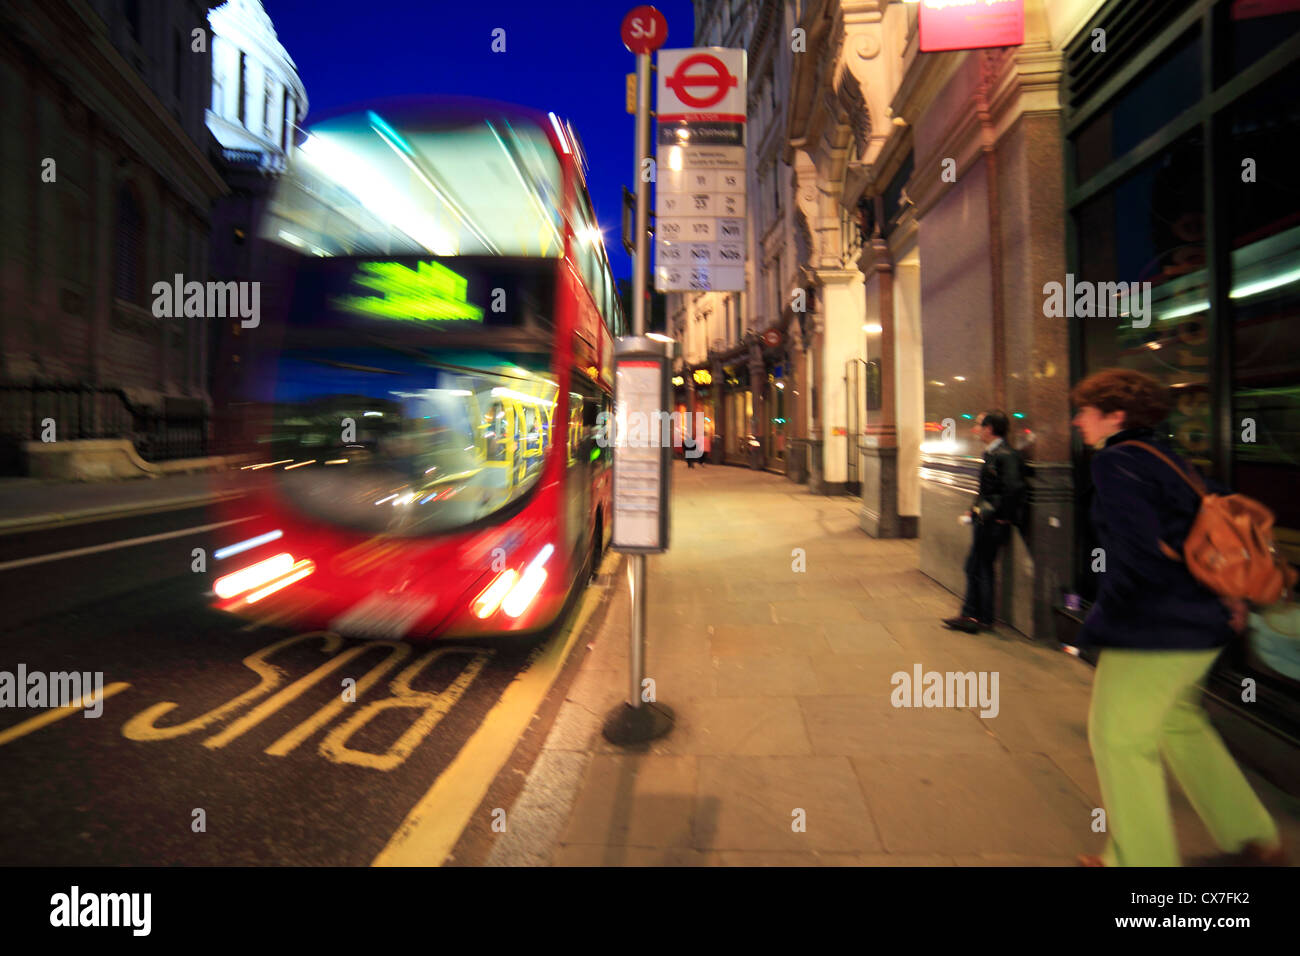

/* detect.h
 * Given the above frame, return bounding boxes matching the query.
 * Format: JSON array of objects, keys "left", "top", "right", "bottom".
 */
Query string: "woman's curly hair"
[{"left": 1070, "top": 367, "right": 1171, "bottom": 429}]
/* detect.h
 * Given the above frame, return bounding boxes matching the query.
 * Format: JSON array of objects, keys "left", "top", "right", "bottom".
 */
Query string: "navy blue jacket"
[
  {"left": 1077, "top": 427, "right": 1233, "bottom": 650},
  {"left": 972, "top": 440, "right": 1026, "bottom": 526}
]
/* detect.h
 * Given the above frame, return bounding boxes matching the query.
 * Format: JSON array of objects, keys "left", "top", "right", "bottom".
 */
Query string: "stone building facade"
[
  {"left": 205, "top": 0, "right": 308, "bottom": 402},
  {"left": 778, "top": 0, "right": 1081, "bottom": 638},
  {"left": 0, "top": 0, "right": 228, "bottom": 470},
  {"left": 685, "top": 0, "right": 1300, "bottom": 661},
  {"left": 671, "top": 0, "right": 804, "bottom": 471}
]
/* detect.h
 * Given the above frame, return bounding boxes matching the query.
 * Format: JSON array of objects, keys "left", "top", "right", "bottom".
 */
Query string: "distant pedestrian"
[
  {"left": 683, "top": 432, "right": 698, "bottom": 468},
  {"left": 942, "top": 410, "right": 1025, "bottom": 633},
  {"left": 1071, "top": 367, "right": 1284, "bottom": 867}
]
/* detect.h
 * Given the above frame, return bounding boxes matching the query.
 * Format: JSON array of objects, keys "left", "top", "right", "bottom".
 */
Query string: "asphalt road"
[{"left": 0, "top": 502, "right": 605, "bottom": 866}]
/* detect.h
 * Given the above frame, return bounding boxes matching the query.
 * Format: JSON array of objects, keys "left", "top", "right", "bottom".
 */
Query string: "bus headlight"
[
  {"left": 501, "top": 564, "right": 548, "bottom": 619},
  {"left": 472, "top": 568, "right": 519, "bottom": 619},
  {"left": 480, "top": 544, "right": 555, "bottom": 621},
  {"left": 214, "top": 553, "right": 296, "bottom": 599}
]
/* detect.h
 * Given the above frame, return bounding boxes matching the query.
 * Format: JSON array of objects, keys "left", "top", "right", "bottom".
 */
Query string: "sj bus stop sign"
[{"left": 621, "top": 6, "right": 667, "bottom": 54}]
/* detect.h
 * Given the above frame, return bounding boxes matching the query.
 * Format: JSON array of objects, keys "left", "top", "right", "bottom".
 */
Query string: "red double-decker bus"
[{"left": 210, "top": 97, "right": 624, "bottom": 641}]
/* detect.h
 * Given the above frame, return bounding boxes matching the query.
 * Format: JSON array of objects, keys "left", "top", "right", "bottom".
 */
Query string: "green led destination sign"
[{"left": 332, "top": 260, "right": 485, "bottom": 322}]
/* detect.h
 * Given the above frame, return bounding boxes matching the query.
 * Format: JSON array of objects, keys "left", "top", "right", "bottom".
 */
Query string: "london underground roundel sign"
[
  {"left": 621, "top": 6, "right": 667, "bottom": 54},
  {"left": 664, "top": 53, "right": 738, "bottom": 109}
]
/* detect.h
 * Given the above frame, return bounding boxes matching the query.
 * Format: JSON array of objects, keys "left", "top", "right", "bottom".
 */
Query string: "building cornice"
[
  {"left": 890, "top": 47, "right": 967, "bottom": 130},
  {"left": 785, "top": 0, "right": 837, "bottom": 161}
]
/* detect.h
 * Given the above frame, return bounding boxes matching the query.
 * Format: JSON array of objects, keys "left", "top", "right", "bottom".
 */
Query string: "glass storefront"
[
  {"left": 1227, "top": 61, "right": 1300, "bottom": 570},
  {"left": 1067, "top": 0, "right": 1300, "bottom": 723}
]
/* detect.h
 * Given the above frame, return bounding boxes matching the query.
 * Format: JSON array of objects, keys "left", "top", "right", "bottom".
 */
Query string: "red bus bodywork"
[{"left": 211, "top": 99, "right": 617, "bottom": 641}]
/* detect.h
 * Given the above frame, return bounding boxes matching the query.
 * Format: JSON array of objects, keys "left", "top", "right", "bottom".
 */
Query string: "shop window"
[
  {"left": 1222, "top": 0, "right": 1300, "bottom": 80},
  {"left": 1075, "top": 129, "right": 1209, "bottom": 466},
  {"left": 1229, "top": 63, "right": 1300, "bottom": 561},
  {"left": 1072, "top": 28, "right": 1202, "bottom": 185}
]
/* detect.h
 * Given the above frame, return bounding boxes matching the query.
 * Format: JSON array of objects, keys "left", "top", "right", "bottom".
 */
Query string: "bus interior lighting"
[{"left": 491, "top": 386, "right": 556, "bottom": 406}]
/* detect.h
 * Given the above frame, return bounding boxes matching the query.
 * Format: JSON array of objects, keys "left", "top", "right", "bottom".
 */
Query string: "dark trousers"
[{"left": 961, "top": 521, "right": 1009, "bottom": 624}]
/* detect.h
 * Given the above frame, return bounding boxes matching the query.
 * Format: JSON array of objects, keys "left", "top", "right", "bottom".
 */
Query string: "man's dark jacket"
[
  {"left": 972, "top": 438, "right": 1026, "bottom": 525},
  {"left": 1077, "top": 426, "right": 1232, "bottom": 650}
]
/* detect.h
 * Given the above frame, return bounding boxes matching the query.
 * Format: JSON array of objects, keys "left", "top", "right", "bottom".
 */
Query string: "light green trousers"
[{"left": 1088, "top": 646, "right": 1280, "bottom": 867}]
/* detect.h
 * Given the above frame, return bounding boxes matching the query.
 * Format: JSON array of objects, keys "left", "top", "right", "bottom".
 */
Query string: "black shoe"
[{"left": 942, "top": 616, "right": 980, "bottom": 633}]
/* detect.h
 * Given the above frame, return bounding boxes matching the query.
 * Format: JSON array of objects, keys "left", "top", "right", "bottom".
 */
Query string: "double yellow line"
[{"left": 372, "top": 549, "right": 617, "bottom": 866}]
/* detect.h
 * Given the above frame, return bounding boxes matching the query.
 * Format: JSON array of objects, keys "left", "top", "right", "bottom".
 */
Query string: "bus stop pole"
[
  {"left": 601, "top": 45, "right": 673, "bottom": 745},
  {"left": 629, "top": 49, "right": 650, "bottom": 713}
]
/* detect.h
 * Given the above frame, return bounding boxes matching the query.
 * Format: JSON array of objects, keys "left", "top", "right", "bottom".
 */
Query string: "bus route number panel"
[
  {"left": 611, "top": 358, "right": 670, "bottom": 554},
  {"left": 654, "top": 145, "right": 746, "bottom": 293}
]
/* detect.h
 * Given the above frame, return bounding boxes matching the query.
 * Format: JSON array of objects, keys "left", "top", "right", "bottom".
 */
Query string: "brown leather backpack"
[{"left": 1119, "top": 441, "right": 1297, "bottom": 606}]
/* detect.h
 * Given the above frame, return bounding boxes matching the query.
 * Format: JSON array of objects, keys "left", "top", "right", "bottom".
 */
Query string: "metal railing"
[{"left": 0, "top": 383, "right": 216, "bottom": 472}]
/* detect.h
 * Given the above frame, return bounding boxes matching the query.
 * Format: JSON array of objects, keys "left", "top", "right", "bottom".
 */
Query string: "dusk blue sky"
[{"left": 262, "top": 0, "right": 698, "bottom": 281}]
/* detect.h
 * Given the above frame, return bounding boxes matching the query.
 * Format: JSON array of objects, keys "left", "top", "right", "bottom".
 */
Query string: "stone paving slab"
[{"left": 485, "top": 462, "right": 1300, "bottom": 867}]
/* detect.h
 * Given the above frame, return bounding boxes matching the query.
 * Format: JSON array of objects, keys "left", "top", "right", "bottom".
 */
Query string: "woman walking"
[{"left": 1071, "top": 368, "right": 1285, "bottom": 867}]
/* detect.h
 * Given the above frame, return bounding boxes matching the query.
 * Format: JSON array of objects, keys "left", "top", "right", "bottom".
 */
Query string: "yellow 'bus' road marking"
[
  {"left": 319, "top": 647, "right": 492, "bottom": 771},
  {"left": 203, "top": 640, "right": 400, "bottom": 749},
  {"left": 264, "top": 641, "right": 411, "bottom": 757},
  {"left": 0, "top": 682, "right": 131, "bottom": 747},
  {"left": 371, "top": 550, "right": 617, "bottom": 867}
]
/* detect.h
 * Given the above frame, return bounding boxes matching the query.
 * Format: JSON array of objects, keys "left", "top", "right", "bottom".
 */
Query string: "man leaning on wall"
[{"left": 943, "top": 410, "right": 1026, "bottom": 634}]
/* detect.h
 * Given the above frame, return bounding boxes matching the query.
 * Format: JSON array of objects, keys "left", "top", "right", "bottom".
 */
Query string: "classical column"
[
  {"left": 858, "top": 237, "right": 908, "bottom": 536},
  {"left": 811, "top": 267, "right": 864, "bottom": 493}
]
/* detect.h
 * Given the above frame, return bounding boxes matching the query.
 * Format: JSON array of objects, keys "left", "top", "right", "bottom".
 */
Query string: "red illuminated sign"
[{"left": 918, "top": 0, "right": 1024, "bottom": 54}]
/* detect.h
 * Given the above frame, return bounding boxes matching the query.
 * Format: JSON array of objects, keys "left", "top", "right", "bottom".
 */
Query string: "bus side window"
[
  {"left": 523, "top": 406, "right": 537, "bottom": 454},
  {"left": 485, "top": 402, "right": 507, "bottom": 461},
  {"left": 567, "top": 396, "right": 582, "bottom": 466}
]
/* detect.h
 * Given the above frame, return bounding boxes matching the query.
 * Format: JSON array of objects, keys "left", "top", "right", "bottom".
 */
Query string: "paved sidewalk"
[
  {"left": 0, "top": 470, "right": 252, "bottom": 532},
  {"left": 490, "top": 462, "right": 1300, "bottom": 866}
]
